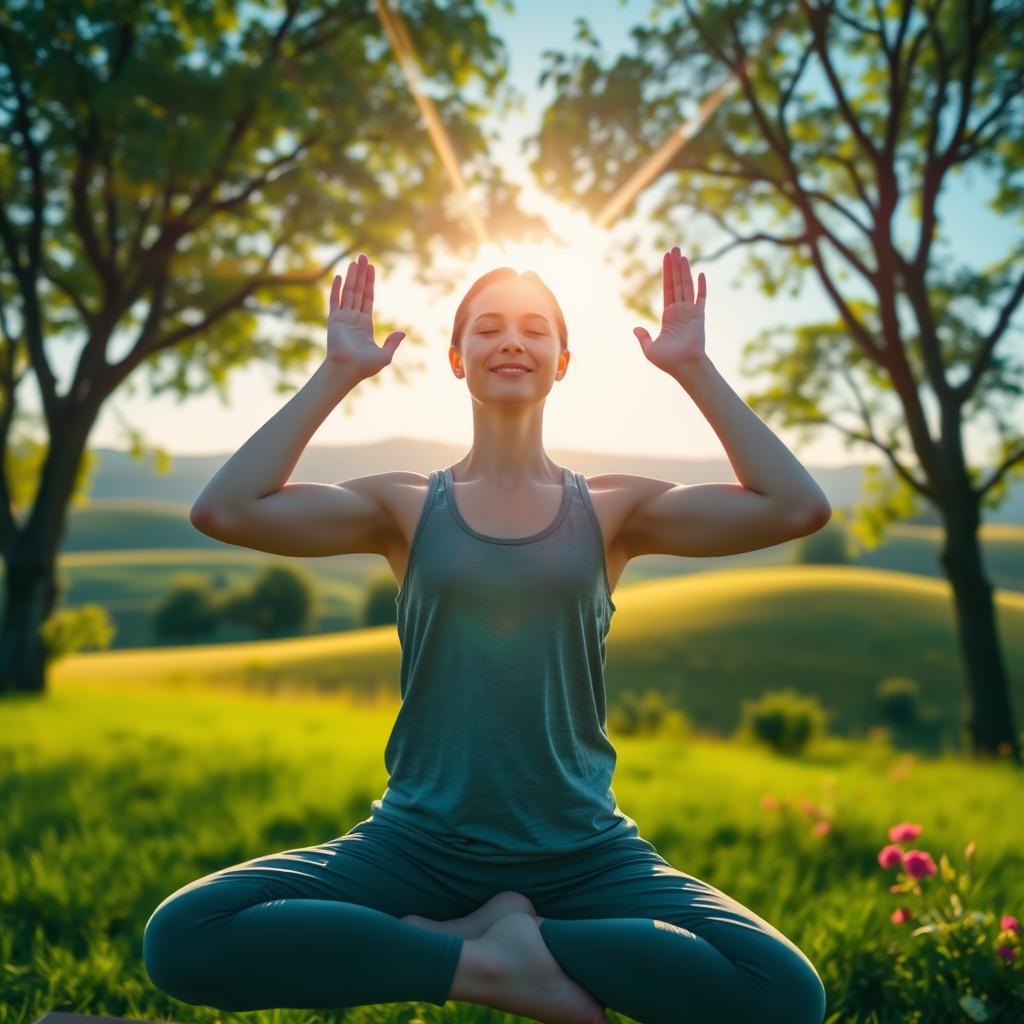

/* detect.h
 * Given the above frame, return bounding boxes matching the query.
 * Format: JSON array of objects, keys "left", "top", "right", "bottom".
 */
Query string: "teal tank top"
[{"left": 367, "top": 464, "right": 640, "bottom": 859}]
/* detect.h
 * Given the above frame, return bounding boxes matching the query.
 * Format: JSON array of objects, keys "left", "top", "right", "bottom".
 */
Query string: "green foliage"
[
  {"left": 218, "top": 565, "right": 316, "bottom": 636},
  {"left": 39, "top": 604, "right": 116, "bottom": 662},
  {"left": 362, "top": 572, "right": 399, "bottom": 628},
  {"left": 608, "top": 687, "right": 691, "bottom": 738},
  {"left": 791, "top": 518, "right": 852, "bottom": 565},
  {"left": 150, "top": 574, "right": 220, "bottom": 643},
  {"left": 737, "top": 687, "right": 829, "bottom": 756},
  {"left": 876, "top": 676, "right": 922, "bottom": 728}
]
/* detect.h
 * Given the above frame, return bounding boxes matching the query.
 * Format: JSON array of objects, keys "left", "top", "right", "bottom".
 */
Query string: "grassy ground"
[{"left": 2, "top": 676, "right": 1022, "bottom": 1024}]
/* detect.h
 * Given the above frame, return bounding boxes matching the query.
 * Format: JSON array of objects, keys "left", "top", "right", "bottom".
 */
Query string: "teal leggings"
[{"left": 143, "top": 816, "right": 825, "bottom": 1024}]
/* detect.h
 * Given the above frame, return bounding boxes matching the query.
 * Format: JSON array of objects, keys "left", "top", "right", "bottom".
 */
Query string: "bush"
[
  {"left": 791, "top": 517, "right": 851, "bottom": 564},
  {"left": 40, "top": 604, "right": 116, "bottom": 662},
  {"left": 219, "top": 565, "right": 316, "bottom": 636},
  {"left": 876, "top": 676, "right": 922, "bottom": 728},
  {"left": 363, "top": 572, "right": 399, "bottom": 627},
  {"left": 608, "top": 688, "right": 691, "bottom": 738},
  {"left": 151, "top": 575, "right": 220, "bottom": 642},
  {"left": 737, "top": 687, "right": 828, "bottom": 756}
]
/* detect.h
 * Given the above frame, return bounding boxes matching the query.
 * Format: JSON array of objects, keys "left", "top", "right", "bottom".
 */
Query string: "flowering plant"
[{"left": 878, "top": 822, "right": 1023, "bottom": 1020}]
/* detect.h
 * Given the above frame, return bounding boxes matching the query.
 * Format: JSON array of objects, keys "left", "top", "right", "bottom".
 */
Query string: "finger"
[
  {"left": 383, "top": 330, "right": 406, "bottom": 360},
  {"left": 353, "top": 253, "right": 367, "bottom": 311},
  {"left": 330, "top": 273, "right": 340, "bottom": 312},
  {"left": 633, "top": 326, "right": 651, "bottom": 355},
  {"left": 662, "top": 251, "right": 672, "bottom": 311},
  {"left": 697, "top": 270, "right": 707, "bottom": 307},
  {"left": 681, "top": 253, "right": 693, "bottom": 305},
  {"left": 341, "top": 259, "right": 356, "bottom": 309},
  {"left": 361, "top": 262, "right": 375, "bottom": 317},
  {"left": 672, "top": 246, "right": 684, "bottom": 305}
]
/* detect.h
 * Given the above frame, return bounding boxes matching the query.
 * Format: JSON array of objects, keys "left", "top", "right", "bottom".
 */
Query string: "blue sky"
[{"left": 75, "top": 0, "right": 1016, "bottom": 474}]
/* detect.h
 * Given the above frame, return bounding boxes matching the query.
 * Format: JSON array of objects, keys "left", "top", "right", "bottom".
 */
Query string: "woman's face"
[{"left": 451, "top": 278, "right": 569, "bottom": 399}]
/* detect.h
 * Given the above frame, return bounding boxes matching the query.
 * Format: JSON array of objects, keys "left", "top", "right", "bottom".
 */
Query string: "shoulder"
[{"left": 581, "top": 472, "right": 678, "bottom": 552}]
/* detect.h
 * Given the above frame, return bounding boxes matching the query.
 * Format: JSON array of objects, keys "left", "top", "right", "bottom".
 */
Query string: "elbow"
[
  {"left": 803, "top": 502, "right": 832, "bottom": 531},
  {"left": 189, "top": 502, "right": 222, "bottom": 534}
]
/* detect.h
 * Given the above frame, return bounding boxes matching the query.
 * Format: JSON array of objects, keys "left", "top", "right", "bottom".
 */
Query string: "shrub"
[
  {"left": 737, "top": 687, "right": 828, "bottom": 755},
  {"left": 608, "top": 688, "right": 691, "bottom": 738},
  {"left": 791, "top": 516, "right": 851, "bottom": 564},
  {"left": 363, "top": 572, "right": 399, "bottom": 627},
  {"left": 39, "top": 604, "right": 116, "bottom": 662},
  {"left": 151, "top": 575, "right": 220, "bottom": 642},
  {"left": 876, "top": 676, "right": 922, "bottom": 728}
]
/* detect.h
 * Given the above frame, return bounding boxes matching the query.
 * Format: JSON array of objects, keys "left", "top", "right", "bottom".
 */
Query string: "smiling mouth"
[{"left": 490, "top": 367, "right": 531, "bottom": 375}]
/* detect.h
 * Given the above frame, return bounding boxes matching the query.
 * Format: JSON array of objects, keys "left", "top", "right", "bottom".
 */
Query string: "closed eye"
[{"left": 480, "top": 330, "right": 544, "bottom": 336}]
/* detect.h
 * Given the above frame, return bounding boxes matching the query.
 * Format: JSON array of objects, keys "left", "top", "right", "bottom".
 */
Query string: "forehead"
[{"left": 467, "top": 278, "right": 554, "bottom": 323}]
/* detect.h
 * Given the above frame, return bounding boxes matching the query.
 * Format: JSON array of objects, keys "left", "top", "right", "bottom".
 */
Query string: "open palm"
[
  {"left": 633, "top": 247, "right": 707, "bottom": 375},
  {"left": 326, "top": 253, "right": 406, "bottom": 379}
]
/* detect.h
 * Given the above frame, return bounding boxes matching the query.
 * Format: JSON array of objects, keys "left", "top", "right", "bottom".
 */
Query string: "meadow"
[{"left": 2, "top": 671, "right": 1022, "bottom": 1024}]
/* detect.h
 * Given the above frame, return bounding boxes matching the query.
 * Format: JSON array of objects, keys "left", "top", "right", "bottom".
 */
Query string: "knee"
[
  {"left": 762, "top": 953, "right": 826, "bottom": 1024},
  {"left": 142, "top": 892, "right": 220, "bottom": 1007}
]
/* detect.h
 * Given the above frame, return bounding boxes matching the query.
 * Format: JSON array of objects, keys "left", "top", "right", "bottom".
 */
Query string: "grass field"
[{"left": 2, "top": 672, "right": 1022, "bottom": 1024}]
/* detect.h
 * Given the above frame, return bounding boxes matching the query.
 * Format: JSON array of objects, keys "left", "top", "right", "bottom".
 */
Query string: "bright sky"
[{"left": 76, "top": 1, "right": 1015, "bottom": 471}]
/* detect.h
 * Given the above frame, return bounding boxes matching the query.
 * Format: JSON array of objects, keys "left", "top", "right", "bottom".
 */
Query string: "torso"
[{"left": 382, "top": 469, "right": 634, "bottom": 598}]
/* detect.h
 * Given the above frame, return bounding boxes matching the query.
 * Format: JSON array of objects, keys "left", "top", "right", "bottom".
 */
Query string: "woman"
[{"left": 143, "top": 249, "right": 829, "bottom": 1024}]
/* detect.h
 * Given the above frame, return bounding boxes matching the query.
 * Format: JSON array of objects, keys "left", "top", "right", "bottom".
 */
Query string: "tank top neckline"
[{"left": 441, "top": 464, "right": 574, "bottom": 545}]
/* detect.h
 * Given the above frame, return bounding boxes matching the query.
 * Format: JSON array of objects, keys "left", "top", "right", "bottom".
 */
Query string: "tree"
[
  {"left": 0, "top": 0, "right": 544, "bottom": 695},
  {"left": 528, "top": 0, "right": 1024, "bottom": 761}
]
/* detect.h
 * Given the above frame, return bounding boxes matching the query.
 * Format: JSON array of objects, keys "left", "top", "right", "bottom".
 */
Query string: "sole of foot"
[
  {"left": 401, "top": 889, "right": 544, "bottom": 939},
  {"left": 460, "top": 910, "right": 609, "bottom": 1024}
]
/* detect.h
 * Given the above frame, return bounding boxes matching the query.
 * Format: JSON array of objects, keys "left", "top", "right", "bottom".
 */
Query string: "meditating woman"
[{"left": 143, "top": 248, "right": 830, "bottom": 1024}]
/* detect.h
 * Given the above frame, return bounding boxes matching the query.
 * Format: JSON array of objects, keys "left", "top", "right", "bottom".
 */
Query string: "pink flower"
[
  {"left": 812, "top": 820, "right": 831, "bottom": 836},
  {"left": 902, "top": 849, "right": 938, "bottom": 878},
  {"left": 891, "top": 907, "right": 913, "bottom": 924},
  {"left": 1000, "top": 916, "right": 1021, "bottom": 935},
  {"left": 996, "top": 944, "right": 1018, "bottom": 962},
  {"left": 889, "top": 884, "right": 902, "bottom": 893},
  {"left": 878, "top": 844, "right": 904, "bottom": 869},
  {"left": 797, "top": 796, "right": 820, "bottom": 818},
  {"left": 888, "top": 822, "right": 922, "bottom": 842},
  {"left": 760, "top": 794, "right": 779, "bottom": 811}
]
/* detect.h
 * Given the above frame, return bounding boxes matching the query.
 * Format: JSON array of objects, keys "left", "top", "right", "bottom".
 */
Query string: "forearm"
[
  {"left": 191, "top": 360, "right": 364, "bottom": 518},
  {"left": 671, "top": 354, "right": 830, "bottom": 513}
]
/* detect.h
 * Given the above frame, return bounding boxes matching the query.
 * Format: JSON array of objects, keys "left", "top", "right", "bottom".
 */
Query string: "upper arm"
[
  {"left": 612, "top": 474, "right": 830, "bottom": 559},
  {"left": 190, "top": 472, "right": 403, "bottom": 557}
]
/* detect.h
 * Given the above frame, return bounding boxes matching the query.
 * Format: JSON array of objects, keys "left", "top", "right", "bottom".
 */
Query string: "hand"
[
  {"left": 633, "top": 246, "right": 707, "bottom": 375},
  {"left": 326, "top": 253, "right": 406, "bottom": 379}
]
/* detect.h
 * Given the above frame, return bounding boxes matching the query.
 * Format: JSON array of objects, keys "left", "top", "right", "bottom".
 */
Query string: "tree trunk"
[
  {"left": 939, "top": 500, "right": 1021, "bottom": 765},
  {"left": 0, "top": 546, "right": 61, "bottom": 695}
]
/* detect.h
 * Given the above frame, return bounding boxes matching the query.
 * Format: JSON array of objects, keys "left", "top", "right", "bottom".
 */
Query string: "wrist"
[
  {"left": 670, "top": 353, "right": 715, "bottom": 387},
  {"left": 316, "top": 359, "right": 369, "bottom": 393}
]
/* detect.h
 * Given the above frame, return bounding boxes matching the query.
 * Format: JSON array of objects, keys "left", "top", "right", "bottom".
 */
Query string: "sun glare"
[{"left": 456, "top": 206, "right": 631, "bottom": 351}]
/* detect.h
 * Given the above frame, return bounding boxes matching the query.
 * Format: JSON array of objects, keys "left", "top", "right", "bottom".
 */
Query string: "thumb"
[
  {"left": 633, "top": 327, "right": 651, "bottom": 354},
  {"left": 383, "top": 331, "right": 406, "bottom": 360}
]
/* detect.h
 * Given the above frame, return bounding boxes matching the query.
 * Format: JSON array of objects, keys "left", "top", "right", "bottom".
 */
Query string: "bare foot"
[
  {"left": 451, "top": 910, "right": 609, "bottom": 1024},
  {"left": 401, "top": 889, "right": 542, "bottom": 939}
]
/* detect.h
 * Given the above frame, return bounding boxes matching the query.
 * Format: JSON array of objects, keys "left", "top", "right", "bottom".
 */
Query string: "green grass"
[{"left": 2, "top": 677, "right": 1022, "bottom": 1024}]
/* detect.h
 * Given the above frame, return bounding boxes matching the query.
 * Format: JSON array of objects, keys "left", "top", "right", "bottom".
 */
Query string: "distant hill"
[{"left": 66, "top": 437, "right": 1024, "bottom": 526}]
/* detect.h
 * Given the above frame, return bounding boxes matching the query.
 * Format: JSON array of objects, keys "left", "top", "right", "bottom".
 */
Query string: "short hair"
[{"left": 450, "top": 267, "right": 568, "bottom": 354}]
